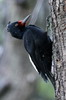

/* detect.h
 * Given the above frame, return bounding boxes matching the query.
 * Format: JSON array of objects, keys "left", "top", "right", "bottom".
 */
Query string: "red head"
[
  {"left": 18, "top": 14, "right": 31, "bottom": 27},
  {"left": 18, "top": 20, "right": 25, "bottom": 27},
  {"left": 7, "top": 14, "right": 31, "bottom": 39}
]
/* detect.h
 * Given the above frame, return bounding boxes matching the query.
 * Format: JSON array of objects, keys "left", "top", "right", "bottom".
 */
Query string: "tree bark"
[{"left": 49, "top": 0, "right": 66, "bottom": 99}]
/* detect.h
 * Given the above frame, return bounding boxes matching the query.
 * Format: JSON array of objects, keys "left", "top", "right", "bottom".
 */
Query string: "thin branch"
[{"left": 29, "top": 0, "right": 44, "bottom": 25}]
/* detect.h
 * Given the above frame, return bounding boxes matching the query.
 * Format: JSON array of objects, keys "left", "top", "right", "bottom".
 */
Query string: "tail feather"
[
  {"left": 40, "top": 72, "right": 55, "bottom": 89},
  {"left": 40, "top": 72, "right": 48, "bottom": 82},
  {"left": 48, "top": 72, "right": 55, "bottom": 89}
]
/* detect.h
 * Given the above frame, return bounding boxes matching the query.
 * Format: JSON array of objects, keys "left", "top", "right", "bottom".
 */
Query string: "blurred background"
[{"left": 0, "top": 0, "right": 55, "bottom": 100}]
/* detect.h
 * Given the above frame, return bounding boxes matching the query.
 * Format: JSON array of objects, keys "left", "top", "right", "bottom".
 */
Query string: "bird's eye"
[{"left": 15, "top": 24, "right": 18, "bottom": 27}]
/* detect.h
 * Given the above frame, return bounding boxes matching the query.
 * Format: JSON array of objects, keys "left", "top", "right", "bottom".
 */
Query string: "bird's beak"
[{"left": 22, "top": 14, "right": 31, "bottom": 24}]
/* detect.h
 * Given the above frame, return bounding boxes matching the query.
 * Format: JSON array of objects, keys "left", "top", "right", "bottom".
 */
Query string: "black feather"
[{"left": 7, "top": 23, "right": 55, "bottom": 87}]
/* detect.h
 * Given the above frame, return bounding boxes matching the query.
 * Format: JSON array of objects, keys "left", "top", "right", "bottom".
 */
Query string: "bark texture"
[{"left": 49, "top": 0, "right": 66, "bottom": 100}]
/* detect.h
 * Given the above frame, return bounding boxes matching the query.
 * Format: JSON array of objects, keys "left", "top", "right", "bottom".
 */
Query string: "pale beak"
[{"left": 22, "top": 14, "right": 31, "bottom": 23}]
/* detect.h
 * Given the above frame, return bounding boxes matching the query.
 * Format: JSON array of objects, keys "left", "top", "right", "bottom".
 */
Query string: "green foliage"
[{"left": 36, "top": 78, "right": 55, "bottom": 100}]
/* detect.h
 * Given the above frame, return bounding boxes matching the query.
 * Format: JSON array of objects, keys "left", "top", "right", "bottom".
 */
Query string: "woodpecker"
[{"left": 7, "top": 15, "right": 54, "bottom": 87}]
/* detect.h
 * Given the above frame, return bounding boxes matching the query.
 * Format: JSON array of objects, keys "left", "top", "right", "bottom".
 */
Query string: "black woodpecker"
[{"left": 7, "top": 15, "right": 54, "bottom": 87}]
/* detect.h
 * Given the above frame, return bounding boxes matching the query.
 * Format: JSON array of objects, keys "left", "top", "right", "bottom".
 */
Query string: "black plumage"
[{"left": 7, "top": 15, "right": 54, "bottom": 87}]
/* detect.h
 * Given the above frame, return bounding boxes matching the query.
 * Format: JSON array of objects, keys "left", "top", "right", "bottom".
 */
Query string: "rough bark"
[{"left": 49, "top": 0, "right": 66, "bottom": 99}]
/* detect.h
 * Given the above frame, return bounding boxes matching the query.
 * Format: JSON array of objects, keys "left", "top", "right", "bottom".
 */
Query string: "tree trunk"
[{"left": 49, "top": 0, "right": 66, "bottom": 99}]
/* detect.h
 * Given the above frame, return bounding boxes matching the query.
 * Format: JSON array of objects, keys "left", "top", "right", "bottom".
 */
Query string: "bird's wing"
[
  {"left": 23, "top": 30, "right": 54, "bottom": 86},
  {"left": 23, "top": 29, "right": 35, "bottom": 54},
  {"left": 23, "top": 29, "right": 41, "bottom": 73}
]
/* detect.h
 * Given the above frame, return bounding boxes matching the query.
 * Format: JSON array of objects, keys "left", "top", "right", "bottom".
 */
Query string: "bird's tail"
[
  {"left": 47, "top": 72, "right": 55, "bottom": 89},
  {"left": 41, "top": 72, "right": 55, "bottom": 89}
]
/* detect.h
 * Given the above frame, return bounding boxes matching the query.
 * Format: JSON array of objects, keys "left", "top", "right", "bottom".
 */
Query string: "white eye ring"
[{"left": 15, "top": 24, "right": 18, "bottom": 26}]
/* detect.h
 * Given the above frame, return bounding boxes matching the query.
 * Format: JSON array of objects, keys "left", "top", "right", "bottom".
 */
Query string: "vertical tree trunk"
[{"left": 49, "top": 0, "right": 66, "bottom": 100}]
